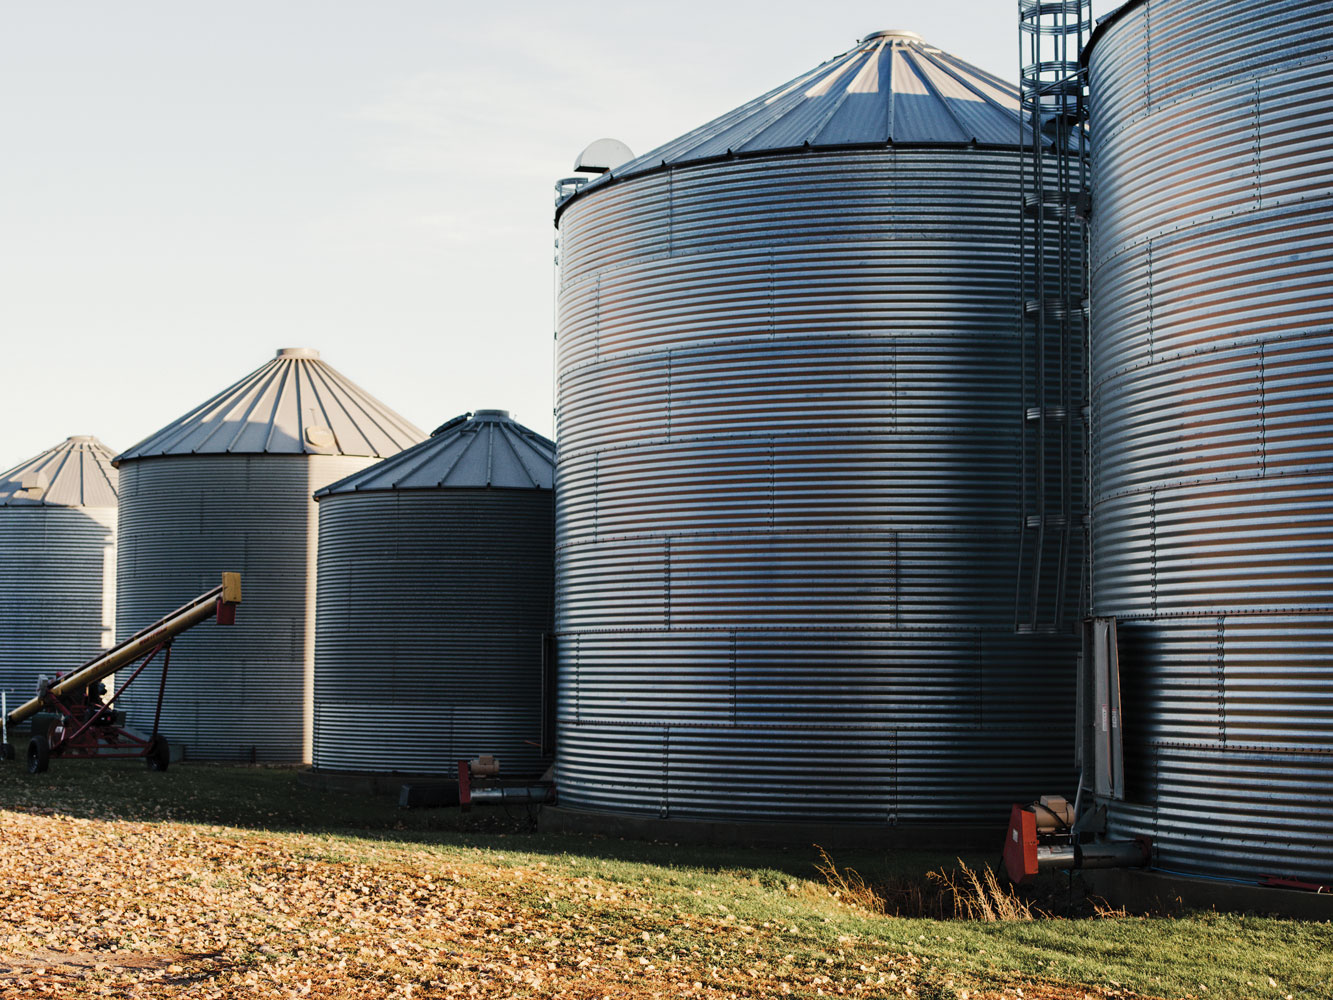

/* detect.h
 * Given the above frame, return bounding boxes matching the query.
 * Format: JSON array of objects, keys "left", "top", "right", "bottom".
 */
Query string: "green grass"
[{"left": 3, "top": 746, "right": 1331, "bottom": 999}]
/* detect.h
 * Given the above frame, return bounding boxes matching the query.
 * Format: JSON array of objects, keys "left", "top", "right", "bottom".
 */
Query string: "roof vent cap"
[
  {"left": 574, "top": 138, "right": 635, "bottom": 175},
  {"left": 276, "top": 347, "right": 321, "bottom": 360},
  {"left": 471, "top": 409, "right": 511, "bottom": 422},
  {"left": 305, "top": 426, "right": 336, "bottom": 449},
  {"left": 861, "top": 29, "right": 925, "bottom": 44}
]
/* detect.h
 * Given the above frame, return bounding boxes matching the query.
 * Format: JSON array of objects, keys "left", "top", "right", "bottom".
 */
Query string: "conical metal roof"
[
  {"left": 0, "top": 436, "right": 118, "bottom": 508},
  {"left": 115, "top": 348, "right": 425, "bottom": 464},
  {"left": 564, "top": 30, "right": 1033, "bottom": 205},
  {"left": 315, "top": 410, "right": 554, "bottom": 498}
]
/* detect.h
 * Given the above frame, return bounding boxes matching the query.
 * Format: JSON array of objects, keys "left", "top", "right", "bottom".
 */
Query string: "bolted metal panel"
[
  {"left": 1088, "top": 0, "right": 1333, "bottom": 880},
  {"left": 0, "top": 437, "right": 118, "bottom": 708},
  {"left": 555, "top": 137, "right": 1082, "bottom": 824},
  {"left": 0, "top": 508, "right": 117, "bottom": 709},
  {"left": 312, "top": 488, "right": 554, "bottom": 776},
  {"left": 115, "top": 454, "right": 372, "bottom": 761},
  {"left": 559, "top": 722, "right": 1082, "bottom": 825}
]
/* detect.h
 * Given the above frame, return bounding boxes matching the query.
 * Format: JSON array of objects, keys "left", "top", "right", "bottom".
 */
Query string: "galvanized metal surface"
[
  {"left": 559, "top": 30, "right": 1048, "bottom": 221},
  {"left": 1, "top": 436, "right": 118, "bottom": 508},
  {"left": 115, "top": 453, "right": 377, "bottom": 761},
  {"left": 0, "top": 438, "right": 117, "bottom": 710},
  {"left": 313, "top": 487, "right": 555, "bottom": 776},
  {"left": 316, "top": 410, "right": 555, "bottom": 497},
  {"left": 556, "top": 124, "right": 1082, "bottom": 823},
  {"left": 1088, "top": 0, "right": 1333, "bottom": 880},
  {"left": 115, "top": 349, "right": 424, "bottom": 462}
]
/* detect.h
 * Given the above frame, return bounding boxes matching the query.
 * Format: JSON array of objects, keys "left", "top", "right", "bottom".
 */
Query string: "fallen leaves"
[{"left": 0, "top": 806, "right": 1162, "bottom": 999}]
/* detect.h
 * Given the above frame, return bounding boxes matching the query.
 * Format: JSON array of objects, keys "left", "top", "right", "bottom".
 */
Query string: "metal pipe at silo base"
[
  {"left": 1034, "top": 841, "right": 1153, "bottom": 875},
  {"left": 467, "top": 786, "right": 555, "bottom": 806}
]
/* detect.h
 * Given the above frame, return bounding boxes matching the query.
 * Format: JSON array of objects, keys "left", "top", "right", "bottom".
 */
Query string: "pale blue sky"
[{"left": 0, "top": 1, "right": 1115, "bottom": 465}]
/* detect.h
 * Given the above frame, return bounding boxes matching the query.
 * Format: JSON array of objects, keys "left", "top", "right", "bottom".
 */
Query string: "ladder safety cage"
[{"left": 1015, "top": 0, "right": 1092, "bottom": 633}]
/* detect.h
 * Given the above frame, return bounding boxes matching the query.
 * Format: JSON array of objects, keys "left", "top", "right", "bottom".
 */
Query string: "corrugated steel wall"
[
  {"left": 555, "top": 148, "right": 1082, "bottom": 824},
  {"left": 1088, "top": 0, "right": 1333, "bottom": 880},
  {"left": 0, "top": 508, "right": 116, "bottom": 711},
  {"left": 116, "top": 454, "right": 370, "bottom": 761},
  {"left": 312, "top": 490, "right": 554, "bottom": 775}
]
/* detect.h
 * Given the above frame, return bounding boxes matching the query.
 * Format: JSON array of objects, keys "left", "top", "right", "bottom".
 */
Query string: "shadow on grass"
[{"left": 1, "top": 747, "right": 988, "bottom": 887}]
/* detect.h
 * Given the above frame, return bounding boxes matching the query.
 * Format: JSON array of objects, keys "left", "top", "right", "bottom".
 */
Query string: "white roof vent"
[
  {"left": 19, "top": 471, "right": 48, "bottom": 499},
  {"left": 574, "top": 138, "right": 635, "bottom": 175},
  {"left": 305, "top": 425, "right": 336, "bottom": 449}
]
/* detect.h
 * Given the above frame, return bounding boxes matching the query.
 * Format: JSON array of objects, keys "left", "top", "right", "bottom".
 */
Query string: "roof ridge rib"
[
  {"left": 919, "top": 47, "right": 1022, "bottom": 121},
  {"left": 900, "top": 48, "right": 972, "bottom": 141},
  {"left": 807, "top": 48, "right": 880, "bottom": 145},
  {"left": 140, "top": 365, "right": 269, "bottom": 457},
  {"left": 506, "top": 429, "right": 545, "bottom": 488},
  {"left": 391, "top": 436, "right": 460, "bottom": 489},
  {"left": 116, "top": 353, "right": 423, "bottom": 463}
]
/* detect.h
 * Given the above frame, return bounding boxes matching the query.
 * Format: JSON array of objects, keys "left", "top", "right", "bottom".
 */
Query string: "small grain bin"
[
  {"left": 1086, "top": 0, "right": 1333, "bottom": 880},
  {"left": 0, "top": 437, "right": 117, "bottom": 713},
  {"left": 114, "top": 349, "right": 424, "bottom": 761},
  {"left": 312, "top": 410, "right": 555, "bottom": 776},
  {"left": 554, "top": 31, "right": 1082, "bottom": 826}
]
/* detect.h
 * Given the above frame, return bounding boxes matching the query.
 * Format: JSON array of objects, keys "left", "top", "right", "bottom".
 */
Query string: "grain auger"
[{"left": 2, "top": 573, "right": 242, "bottom": 773}]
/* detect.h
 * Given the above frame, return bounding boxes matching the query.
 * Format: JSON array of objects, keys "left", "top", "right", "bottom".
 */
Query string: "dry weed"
[
  {"left": 812, "top": 844, "right": 886, "bottom": 914},
  {"left": 1089, "top": 894, "right": 1129, "bottom": 918},
  {"left": 928, "top": 859, "right": 1037, "bottom": 921}
]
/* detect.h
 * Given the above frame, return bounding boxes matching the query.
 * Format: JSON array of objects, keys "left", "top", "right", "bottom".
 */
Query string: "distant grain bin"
[
  {"left": 114, "top": 349, "right": 423, "bottom": 762},
  {"left": 0, "top": 437, "right": 117, "bottom": 713},
  {"left": 312, "top": 410, "right": 555, "bottom": 776},
  {"left": 553, "top": 31, "right": 1081, "bottom": 825},
  {"left": 1086, "top": 0, "right": 1333, "bottom": 880}
]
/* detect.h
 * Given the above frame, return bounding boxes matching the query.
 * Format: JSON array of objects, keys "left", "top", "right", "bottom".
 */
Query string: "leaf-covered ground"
[{"left": 1, "top": 761, "right": 1328, "bottom": 999}]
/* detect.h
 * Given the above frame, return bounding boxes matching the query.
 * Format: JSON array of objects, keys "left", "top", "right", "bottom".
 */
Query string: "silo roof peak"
[
  {"left": 558, "top": 28, "right": 1046, "bottom": 216},
  {"left": 115, "top": 350, "right": 424, "bottom": 464},
  {"left": 316, "top": 410, "right": 554, "bottom": 498},
  {"left": 861, "top": 29, "right": 926, "bottom": 44},
  {"left": 0, "top": 436, "right": 118, "bottom": 508}
]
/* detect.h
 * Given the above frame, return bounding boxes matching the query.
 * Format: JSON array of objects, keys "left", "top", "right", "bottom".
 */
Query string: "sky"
[{"left": 0, "top": 1, "right": 1117, "bottom": 466}]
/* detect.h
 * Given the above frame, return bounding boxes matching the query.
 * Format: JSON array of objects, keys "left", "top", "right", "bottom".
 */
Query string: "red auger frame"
[
  {"left": 28, "top": 640, "right": 179, "bottom": 773},
  {"left": 5, "top": 574, "right": 242, "bottom": 774}
]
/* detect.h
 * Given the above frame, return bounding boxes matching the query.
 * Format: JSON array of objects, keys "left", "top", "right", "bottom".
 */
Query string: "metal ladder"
[{"left": 1015, "top": 0, "right": 1092, "bottom": 633}]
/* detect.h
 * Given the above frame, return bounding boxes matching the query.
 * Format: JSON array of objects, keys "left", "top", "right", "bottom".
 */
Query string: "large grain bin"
[
  {"left": 0, "top": 437, "right": 117, "bottom": 713},
  {"left": 312, "top": 410, "right": 555, "bottom": 776},
  {"left": 1086, "top": 0, "right": 1333, "bottom": 880},
  {"left": 114, "top": 348, "right": 423, "bottom": 761},
  {"left": 553, "top": 30, "right": 1082, "bottom": 826}
]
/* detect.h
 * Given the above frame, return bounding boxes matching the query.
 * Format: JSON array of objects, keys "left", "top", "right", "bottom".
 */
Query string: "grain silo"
[
  {"left": 553, "top": 31, "right": 1082, "bottom": 826},
  {"left": 312, "top": 410, "right": 555, "bottom": 776},
  {"left": 114, "top": 348, "right": 424, "bottom": 762},
  {"left": 1086, "top": 0, "right": 1333, "bottom": 880},
  {"left": 0, "top": 437, "right": 118, "bottom": 714}
]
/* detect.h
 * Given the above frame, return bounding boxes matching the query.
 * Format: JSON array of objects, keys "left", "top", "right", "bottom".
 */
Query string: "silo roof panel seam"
[
  {"left": 314, "top": 411, "right": 555, "bottom": 497},
  {"left": 115, "top": 352, "right": 424, "bottom": 464},
  {"left": 560, "top": 29, "right": 1034, "bottom": 217},
  {"left": 0, "top": 437, "right": 119, "bottom": 508}
]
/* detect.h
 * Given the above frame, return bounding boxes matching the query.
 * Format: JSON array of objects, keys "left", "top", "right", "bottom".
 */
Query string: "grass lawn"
[{"left": 0, "top": 752, "right": 1329, "bottom": 999}]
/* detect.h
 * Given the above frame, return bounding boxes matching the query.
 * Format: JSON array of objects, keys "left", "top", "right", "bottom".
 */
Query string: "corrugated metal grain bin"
[
  {"left": 0, "top": 437, "right": 118, "bottom": 713},
  {"left": 312, "top": 409, "right": 555, "bottom": 776},
  {"left": 553, "top": 31, "right": 1082, "bottom": 825},
  {"left": 114, "top": 349, "right": 423, "bottom": 762},
  {"left": 1086, "top": 0, "right": 1333, "bottom": 880}
]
